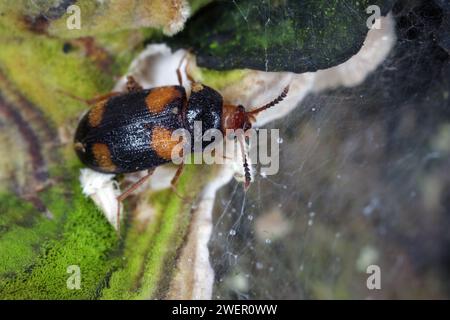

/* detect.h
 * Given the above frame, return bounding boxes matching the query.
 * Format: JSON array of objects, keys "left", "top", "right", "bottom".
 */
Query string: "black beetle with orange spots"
[{"left": 73, "top": 55, "right": 289, "bottom": 230}]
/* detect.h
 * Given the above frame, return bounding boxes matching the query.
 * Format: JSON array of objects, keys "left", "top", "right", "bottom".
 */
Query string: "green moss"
[
  {"left": 1, "top": 162, "right": 216, "bottom": 299},
  {"left": 0, "top": 194, "right": 58, "bottom": 276},
  {"left": 0, "top": 180, "right": 119, "bottom": 299},
  {"left": 101, "top": 164, "right": 211, "bottom": 299}
]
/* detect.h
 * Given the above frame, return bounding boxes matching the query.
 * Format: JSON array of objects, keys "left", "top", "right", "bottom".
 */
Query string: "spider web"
[{"left": 207, "top": 0, "right": 450, "bottom": 299}]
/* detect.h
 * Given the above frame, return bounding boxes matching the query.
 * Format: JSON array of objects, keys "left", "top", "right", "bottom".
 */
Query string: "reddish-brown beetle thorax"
[{"left": 222, "top": 104, "right": 252, "bottom": 132}]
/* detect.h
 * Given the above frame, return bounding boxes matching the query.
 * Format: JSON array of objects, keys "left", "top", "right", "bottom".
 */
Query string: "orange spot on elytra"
[
  {"left": 151, "top": 127, "right": 183, "bottom": 160},
  {"left": 92, "top": 143, "right": 116, "bottom": 172},
  {"left": 145, "top": 86, "right": 181, "bottom": 113},
  {"left": 88, "top": 99, "right": 108, "bottom": 127}
]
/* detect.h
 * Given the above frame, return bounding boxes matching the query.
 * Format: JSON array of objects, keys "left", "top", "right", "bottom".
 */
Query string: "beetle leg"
[
  {"left": 170, "top": 163, "right": 185, "bottom": 198},
  {"left": 176, "top": 57, "right": 185, "bottom": 86},
  {"left": 117, "top": 169, "right": 155, "bottom": 203},
  {"left": 176, "top": 52, "right": 195, "bottom": 87},
  {"left": 116, "top": 168, "right": 155, "bottom": 233},
  {"left": 126, "top": 75, "right": 143, "bottom": 92}
]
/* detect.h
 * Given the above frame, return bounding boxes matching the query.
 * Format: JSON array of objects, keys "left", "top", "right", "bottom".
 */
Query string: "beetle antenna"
[
  {"left": 248, "top": 85, "right": 289, "bottom": 116},
  {"left": 237, "top": 133, "right": 251, "bottom": 190}
]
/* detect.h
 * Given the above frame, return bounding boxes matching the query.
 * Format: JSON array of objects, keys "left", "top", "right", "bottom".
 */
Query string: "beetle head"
[
  {"left": 221, "top": 85, "right": 289, "bottom": 133},
  {"left": 220, "top": 86, "right": 290, "bottom": 190},
  {"left": 222, "top": 104, "right": 253, "bottom": 132}
]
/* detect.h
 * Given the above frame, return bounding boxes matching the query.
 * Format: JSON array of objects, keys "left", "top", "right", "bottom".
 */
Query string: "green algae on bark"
[
  {"left": 170, "top": 0, "right": 394, "bottom": 73},
  {"left": 101, "top": 164, "right": 216, "bottom": 299},
  {"left": 0, "top": 0, "right": 218, "bottom": 299}
]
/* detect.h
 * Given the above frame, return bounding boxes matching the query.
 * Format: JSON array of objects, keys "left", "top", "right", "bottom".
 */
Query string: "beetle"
[{"left": 73, "top": 56, "right": 289, "bottom": 229}]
